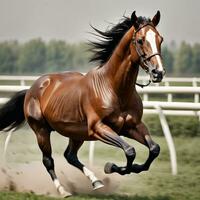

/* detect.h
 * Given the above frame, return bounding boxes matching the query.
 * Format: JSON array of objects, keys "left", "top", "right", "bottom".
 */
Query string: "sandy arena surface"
[{"left": 0, "top": 157, "right": 119, "bottom": 197}]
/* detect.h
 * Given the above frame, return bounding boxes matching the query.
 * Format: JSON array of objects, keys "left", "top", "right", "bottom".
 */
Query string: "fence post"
[
  {"left": 165, "top": 82, "right": 172, "bottom": 102},
  {"left": 155, "top": 105, "right": 177, "bottom": 175},
  {"left": 89, "top": 141, "right": 95, "bottom": 166},
  {"left": 20, "top": 79, "right": 25, "bottom": 86},
  {"left": 3, "top": 128, "right": 15, "bottom": 163},
  {"left": 193, "top": 78, "right": 199, "bottom": 103}
]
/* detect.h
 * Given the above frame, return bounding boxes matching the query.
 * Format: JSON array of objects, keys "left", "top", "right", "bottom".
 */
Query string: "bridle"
[{"left": 132, "top": 23, "right": 162, "bottom": 88}]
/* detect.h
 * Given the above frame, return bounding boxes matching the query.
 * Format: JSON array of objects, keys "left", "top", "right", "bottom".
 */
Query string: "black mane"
[{"left": 89, "top": 16, "right": 151, "bottom": 65}]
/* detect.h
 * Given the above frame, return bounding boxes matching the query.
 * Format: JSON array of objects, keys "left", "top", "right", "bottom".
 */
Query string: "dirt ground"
[{"left": 0, "top": 158, "right": 119, "bottom": 198}]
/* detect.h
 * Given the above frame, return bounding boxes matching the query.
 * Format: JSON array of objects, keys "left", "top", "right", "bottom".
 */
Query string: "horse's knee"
[
  {"left": 150, "top": 143, "right": 160, "bottom": 157},
  {"left": 125, "top": 146, "right": 136, "bottom": 159},
  {"left": 43, "top": 156, "right": 54, "bottom": 171}
]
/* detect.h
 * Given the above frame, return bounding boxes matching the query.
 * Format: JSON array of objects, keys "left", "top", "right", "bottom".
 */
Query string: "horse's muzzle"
[{"left": 151, "top": 69, "right": 165, "bottom": 83}]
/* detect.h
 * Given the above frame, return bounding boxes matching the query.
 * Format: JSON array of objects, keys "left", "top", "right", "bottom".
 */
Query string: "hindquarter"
[{"left": 24, "top": 72, "right": 92, "bottom": 137}]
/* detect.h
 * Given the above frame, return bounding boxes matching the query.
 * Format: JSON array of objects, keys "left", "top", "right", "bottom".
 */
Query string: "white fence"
[{"left": 0, "top": 75, "right": 200, "bottom": 175}]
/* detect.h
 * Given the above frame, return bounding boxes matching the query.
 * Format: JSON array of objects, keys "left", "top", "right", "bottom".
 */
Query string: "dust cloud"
[{"left": 0, "top": 157, "right": 119, "bottom": 198}]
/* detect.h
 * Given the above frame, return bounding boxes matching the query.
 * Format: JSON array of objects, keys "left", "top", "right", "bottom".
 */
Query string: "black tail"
[{"left": 0, "top": 90, "right": 27, "bottom": 131}]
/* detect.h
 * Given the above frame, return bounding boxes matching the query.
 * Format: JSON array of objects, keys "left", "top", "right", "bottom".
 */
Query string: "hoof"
[
  {"left": 92, "top": 180, "right": 104, "bottom": 190},
  {"left": 61, "top": 191, "right": 72, "bottom": 198},
  {"left": 104, "top": 162, "right": 117, "bottom": 174},
  {"left": 58, "top": 186, "right": 72, "bottom": 198}
]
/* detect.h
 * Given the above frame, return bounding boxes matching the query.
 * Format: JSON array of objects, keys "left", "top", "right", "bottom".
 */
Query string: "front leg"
[
  {"left": 92, "top": 121, "right": 136, "bottom": 175},
  {"left": 124, "top": 122, "right": 160, "bottom": 173}
]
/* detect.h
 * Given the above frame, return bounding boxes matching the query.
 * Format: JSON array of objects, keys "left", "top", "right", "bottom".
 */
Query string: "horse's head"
[{"left": 130, "top": 11, "right": 165, "bottom": 83}]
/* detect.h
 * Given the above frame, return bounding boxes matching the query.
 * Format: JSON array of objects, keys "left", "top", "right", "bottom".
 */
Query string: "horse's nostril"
[
  {"left": 151, "top": 69, "right": 163, "bottom": 81},
  {"left": 151, "top": 69, "right": 159, "bottom": 74},
  {"left": 152, "top": 69, "right": 163, "bottom": 75}
]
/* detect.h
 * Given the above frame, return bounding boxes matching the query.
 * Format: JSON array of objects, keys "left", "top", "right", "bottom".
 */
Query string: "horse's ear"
[
  {"left": 131, "top": 11, "right": 139, "bottom": 29},
  {"left": 152, "top": 10, "right": 160, "bottom": 26}
]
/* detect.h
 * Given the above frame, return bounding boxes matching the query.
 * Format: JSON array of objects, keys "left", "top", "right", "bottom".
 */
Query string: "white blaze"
[{"left": 146, "top": 29, "right": 163, "bottom": 71}]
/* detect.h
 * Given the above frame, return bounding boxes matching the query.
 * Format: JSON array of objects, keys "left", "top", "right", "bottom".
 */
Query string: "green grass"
[
  {"left": 0, "top": 192, "right": 174, "bottom": 200},
  {"left": 0, "top": 129, "right": 199, "bottom": 200}
]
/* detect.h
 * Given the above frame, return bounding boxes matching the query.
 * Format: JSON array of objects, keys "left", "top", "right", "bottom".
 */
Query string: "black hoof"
[{"left": 104, "top": 162, "right": 118, "bottom": 174}]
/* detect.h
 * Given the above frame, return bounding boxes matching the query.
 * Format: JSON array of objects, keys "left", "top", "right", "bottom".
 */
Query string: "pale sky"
[{"left": 0, "top": 0, "right": 199, "bottom": 44}]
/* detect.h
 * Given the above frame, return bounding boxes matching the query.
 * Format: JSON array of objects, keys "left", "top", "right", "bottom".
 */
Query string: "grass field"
[{"left": 0, "top": 128, "right": 199, "bottom": 200}]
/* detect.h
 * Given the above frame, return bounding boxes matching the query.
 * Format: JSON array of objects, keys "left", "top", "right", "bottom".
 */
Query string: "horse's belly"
[{"left": 49, "top": 121, "right": 94, "bottom": 140}]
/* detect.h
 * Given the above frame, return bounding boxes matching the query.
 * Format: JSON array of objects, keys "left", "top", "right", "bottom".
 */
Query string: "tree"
[
  {"left": 71, "top": 43, "right": 91, "bottom": 71},
  {"left": 17, "top": 39, "right": 46, "bottom": 74},
  {"left": 162, "top": 46, "right": 174, "bottom": 75},
  {"left": 46, "top": 40, "right": 69, "bottom": 72},
  {"left": 191, "top": 43, "right": 200, "bottom": 74},
  {"left": 46, "top": 41, "right": 91, "bottom": 72},
  {"left": 0, "top": 41, "right": 19, "bottom": 74},
  {"left": 174, "top": 41, "right": 193, "bottom": 75}
]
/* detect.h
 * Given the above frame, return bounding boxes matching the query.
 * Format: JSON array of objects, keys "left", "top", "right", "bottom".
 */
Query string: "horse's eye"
[{"left": 137, "top": 38, "right": 143, "bottom": 45}]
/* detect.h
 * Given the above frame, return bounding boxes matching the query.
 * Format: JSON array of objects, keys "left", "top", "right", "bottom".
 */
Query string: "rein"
[
  {"left": 136, "top": 79, "right": 151, "bottom": 88},
  {"left": 132, "top": 23, "right": 161, "bottom": 88}
]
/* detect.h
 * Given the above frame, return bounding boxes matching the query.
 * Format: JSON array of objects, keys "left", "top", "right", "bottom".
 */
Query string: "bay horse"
[{"left": 0, "top": 11, "right": 165, "bottom": 197}]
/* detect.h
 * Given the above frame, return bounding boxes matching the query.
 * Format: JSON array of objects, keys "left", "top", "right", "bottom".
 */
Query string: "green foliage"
[
  {"left": 143, "top": 115, "right": 200, "bottom": 137},
  {"left": 17, "top": 39, "right": 47, "bottom": 73},
  {"left": 174, "top": 42, "right": 193, "bottom": 75},
  {"left": 162, "top": 46, "right": 174, "bottom": 74},
  {"left": 46, "top": 40, "right": 69, "bottom": 72},
  {"left": 0, "top": 41, "right": 19, "bottom": 74},
  {"left": 45, "top": 41, "right": 91, "bottom": 72},
  {"left": 0, "top": 39, "right": 199, "bottom": 75},
  {"left": 191, "top": 43, "right": 200, "bottom": 73},
  {"left": 0, "top": 192, "right": 172, "bottom": 200},
  {"left": 0, "top": 39, "right": 92, "bottom": 74}
]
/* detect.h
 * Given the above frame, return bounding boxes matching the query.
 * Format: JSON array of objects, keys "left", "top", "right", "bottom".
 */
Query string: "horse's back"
[{"left": 28, "top": 71, "right": 83, "bottom": 95}]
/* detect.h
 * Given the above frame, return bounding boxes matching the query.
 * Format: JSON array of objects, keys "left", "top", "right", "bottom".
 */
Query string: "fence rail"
[
  {"left": 0, "top": 75, "right": 200, "bottom": 176},
  {"left": 0, "top": 75, "right": 200, "bottom": 82},
  {"left": 0, "top": 75, "right": 199, "bottom": 103},
  {"left": 0, "top": 75, "right": 200, "bottom": 84}
]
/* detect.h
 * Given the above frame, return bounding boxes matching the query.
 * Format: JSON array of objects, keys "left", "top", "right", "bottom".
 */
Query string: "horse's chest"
[
  {"left": 105, "top": 111, "right": 140, "bottom": 133},
  {"left": 105, "top": 99, "right": 143, "bottom": 133}
]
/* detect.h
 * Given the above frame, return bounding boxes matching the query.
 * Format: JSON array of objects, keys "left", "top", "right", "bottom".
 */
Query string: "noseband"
[{"left": 132, "top": 23, "right": 162, "bottom": 88}]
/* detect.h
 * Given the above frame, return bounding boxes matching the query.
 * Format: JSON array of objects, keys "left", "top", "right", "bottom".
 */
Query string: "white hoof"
[
  {"left": 58, "top": 186, "right": 72, "bottom": 198},
  {"left": 92, "top": 180, "right": 104, "bottom": 190}
]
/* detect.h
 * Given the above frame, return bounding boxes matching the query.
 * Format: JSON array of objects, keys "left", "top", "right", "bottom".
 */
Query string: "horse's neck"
[{"left": 103, "top": 27, "right": 139, "bottom": 95}]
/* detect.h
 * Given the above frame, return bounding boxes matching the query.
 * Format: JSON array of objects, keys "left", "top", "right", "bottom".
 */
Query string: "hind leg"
[
  {"left": 28, "top": 119, "right": 71, "bottom": 197},
  {"left": 25, "top": 97, "right": 71, "bottom": 196},
  {"left": 64, "top": 139, "right": 104, "bottom": 190},
  {"left": 36, "top": 127, "right": 72, "bottom": 197}
]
